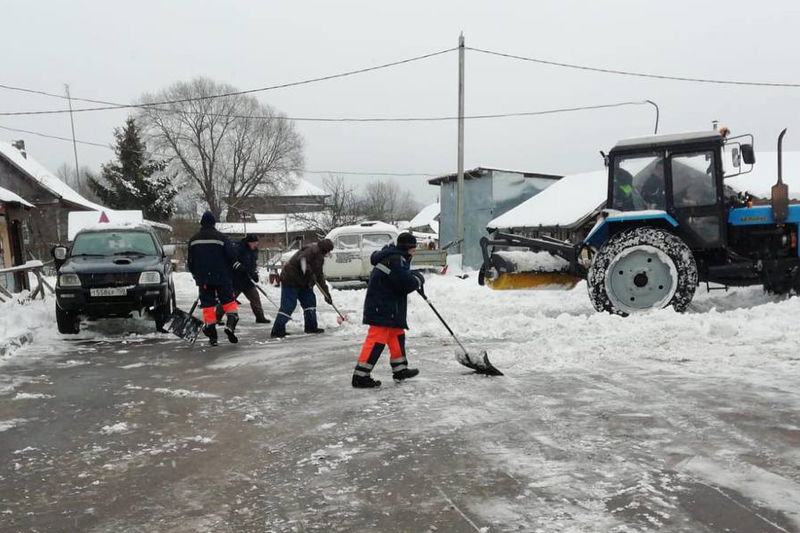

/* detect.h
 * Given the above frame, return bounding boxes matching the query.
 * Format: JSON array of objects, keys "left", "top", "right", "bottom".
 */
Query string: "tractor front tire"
[{"left": 588, "top": 227, "right": 697, "bottom": 316}]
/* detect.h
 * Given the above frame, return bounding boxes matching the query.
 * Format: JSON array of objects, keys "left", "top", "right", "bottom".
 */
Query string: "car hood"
[{"left": 60, "top": 255, "right": 164, "bottom": 275}]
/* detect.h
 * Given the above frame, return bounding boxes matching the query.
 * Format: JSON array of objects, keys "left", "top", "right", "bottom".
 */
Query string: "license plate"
[{"left": 90, "top": 287, "right": 128, "bottom": 297}]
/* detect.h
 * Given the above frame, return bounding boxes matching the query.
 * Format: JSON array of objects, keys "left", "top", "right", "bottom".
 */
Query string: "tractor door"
[{"left": 667, "top": 148, "right": 726, "bottom": 249}]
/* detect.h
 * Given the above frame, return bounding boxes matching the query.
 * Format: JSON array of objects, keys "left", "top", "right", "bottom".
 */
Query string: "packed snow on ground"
[{"left": 4, "top": 270, "right": 800, "bottom": 529}]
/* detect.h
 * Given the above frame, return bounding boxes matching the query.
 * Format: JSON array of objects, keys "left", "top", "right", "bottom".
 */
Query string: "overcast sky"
[{"left": 2, "top": 0, "right": 799, "bottom": 205}]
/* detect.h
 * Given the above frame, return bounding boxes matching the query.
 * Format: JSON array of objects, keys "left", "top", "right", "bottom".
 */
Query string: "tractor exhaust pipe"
[{"left": 772, "top": 128, "right": 789, "bottom": 223}]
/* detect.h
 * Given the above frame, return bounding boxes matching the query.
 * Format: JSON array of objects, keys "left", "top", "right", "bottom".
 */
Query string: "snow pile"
[
  {"left": 0, "top": 297, "right": 55, "bottom": 361},
  {"left": 493, "top": 250, "right": 570, "bottom": 272}
]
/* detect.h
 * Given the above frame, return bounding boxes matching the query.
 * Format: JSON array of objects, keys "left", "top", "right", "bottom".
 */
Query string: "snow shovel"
[
  {"left": 416, "top": 289, "right": 503, "bottom": 376},
  {"left": 254, "top": 283, "right": 281, "bottom": 309},
  {"left": 168, "top": 299, "right": 203, "bottom": 343},
  {"left": 315, "top": 281, "right": 349, "bottom": 324}
]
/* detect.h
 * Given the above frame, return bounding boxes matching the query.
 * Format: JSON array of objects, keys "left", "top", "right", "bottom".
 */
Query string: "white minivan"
[{"left": 324, "top": 221, "right": 398, "bottom": 282}]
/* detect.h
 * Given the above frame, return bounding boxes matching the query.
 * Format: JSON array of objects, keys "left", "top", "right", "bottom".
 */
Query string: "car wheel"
[
  {"left": 56, "top": 304, "right": 80, "bottom": 334},
  {"left": 154, "top": 280, "right": 174, "bottom": 333}
]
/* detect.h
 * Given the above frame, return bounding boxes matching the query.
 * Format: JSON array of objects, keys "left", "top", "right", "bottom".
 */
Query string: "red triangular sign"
[{"left": 98, "top": 211, "right": 110, "bottom": 223}]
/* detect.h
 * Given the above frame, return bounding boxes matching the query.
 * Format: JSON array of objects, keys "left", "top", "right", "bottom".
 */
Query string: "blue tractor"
[{"left": 479, "top": 129, "right": 799, "bottom": 315}]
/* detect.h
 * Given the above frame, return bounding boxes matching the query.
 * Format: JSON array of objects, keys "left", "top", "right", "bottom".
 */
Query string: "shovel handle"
[
  {"left": 416, "top": 291, "right": 468, "bottom": 354},
  {"left": 188, "top": 299, "right": 199, "bottom": 315}
]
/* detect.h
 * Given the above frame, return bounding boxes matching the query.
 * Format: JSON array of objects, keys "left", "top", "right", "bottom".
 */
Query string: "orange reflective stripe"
[
  {"left": 202, "top": 307, "right": 217, "bottom": 325},
  {"left": 222, "top": 301, "right": 238, "bottom": 313}
]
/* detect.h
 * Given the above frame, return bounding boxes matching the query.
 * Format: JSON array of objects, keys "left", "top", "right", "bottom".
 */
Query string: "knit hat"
[
  {"left": 200, "top": 211, "right": 216, "bottom": 228},
  {"left": 396, "top": 232, "right": 417, "bottom": 250},
  {"left": 318, "top": 239, "right": 334, "bottom": 254},
  {"left": 244, "top": 234, "right": 259, "bottom": 243}
]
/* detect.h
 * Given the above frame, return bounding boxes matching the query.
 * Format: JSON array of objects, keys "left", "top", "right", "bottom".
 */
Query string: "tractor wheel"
[
  {"left": 56, "top": 304, "right": 80, "bottom": 334},
  {"left": 587, "top": 227, "right": 697, "bottom": 316}
]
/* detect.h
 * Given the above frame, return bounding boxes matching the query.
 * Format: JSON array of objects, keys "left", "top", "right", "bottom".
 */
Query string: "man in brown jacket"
[{"left": 270, "top": 239, "right": 334, "bottom": 338}]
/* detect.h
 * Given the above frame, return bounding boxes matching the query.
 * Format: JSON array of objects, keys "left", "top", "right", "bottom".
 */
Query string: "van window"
[
  {"left": 335, "top": 234, "right": 360, "bottom": 250},
  {"left": 362, "top": 233, "right": 393, "bottom": 250}
]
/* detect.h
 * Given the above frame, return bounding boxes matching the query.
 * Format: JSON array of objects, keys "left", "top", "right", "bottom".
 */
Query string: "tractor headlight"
[
  {"left": 138, "top": 271, "right": 161, "bottom": 285},
  {"left": 59, "top": 273, "right": 81, "bottom": 287}
]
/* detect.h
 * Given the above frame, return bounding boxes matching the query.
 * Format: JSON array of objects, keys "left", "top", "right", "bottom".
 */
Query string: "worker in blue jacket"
[
  {"left": 230, "top": 234, "right": 270, "bottom": 324},
  {"left": 352, "top": 232, "right": 424, "bottom": 388},
  {"left": 187, "top": 211, "right": 241, "bottom": 346}
]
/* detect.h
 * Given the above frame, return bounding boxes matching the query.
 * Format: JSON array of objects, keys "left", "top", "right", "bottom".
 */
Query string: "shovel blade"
[
  {"left": 455, "top": 349, "right": 503, "bottom": 376},
  {"left": 168, "top": 308, "right": 203, "bottom": 344}
]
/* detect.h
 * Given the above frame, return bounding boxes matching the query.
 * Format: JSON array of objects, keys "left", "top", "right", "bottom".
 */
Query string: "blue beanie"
[{"left": 200, "top": 211, "right": 216, "bottom": 228}]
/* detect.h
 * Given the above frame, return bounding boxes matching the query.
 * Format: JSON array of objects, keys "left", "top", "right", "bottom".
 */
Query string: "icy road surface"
[{"left": 1, "top": 273, "right": 799, "bottom": 532}]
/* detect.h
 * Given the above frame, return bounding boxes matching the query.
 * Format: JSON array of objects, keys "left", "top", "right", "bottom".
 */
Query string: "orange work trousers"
[{"left": 355, "top": 325, "right": 408, "bottom": 376}]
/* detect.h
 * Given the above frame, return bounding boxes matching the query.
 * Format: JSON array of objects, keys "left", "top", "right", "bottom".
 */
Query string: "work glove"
[
  {"left": 233, "top": 261, "right": 244, "bottom": 272},
  {"left": 251, "top": 272, "right": 259, "bottom": 283},
  {"left": 323, "top": 292, "right": 333, "bottom": 305},
  {"left": 411, "top": 270, "right": 425, "bottom": 289}
]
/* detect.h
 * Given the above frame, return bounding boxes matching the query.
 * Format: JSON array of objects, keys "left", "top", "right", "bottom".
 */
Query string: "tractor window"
[
  {"left": 670, "top": 151, "right": 717, "bottom": 207},
  {"left": 612, "top": 154, "right": 665, "bottom": 211}
]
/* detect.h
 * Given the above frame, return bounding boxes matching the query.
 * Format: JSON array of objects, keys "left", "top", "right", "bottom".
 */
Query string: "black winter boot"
[
  {"left": 392, "top": 368, "right": 420, "bottom": 382},
  {"left": 255, "top": 316, "right": 271, "bottom": 324},
  {"left": 224, "top": 313, "right": 239, "bottom": 344},
  {"left": 305, "top": 327, "right": 325, "bottom": 334},
  {"left": 203, "top": 324, "right": 218, "bottom": 346},
  {"left": 352, "top": 374, "right": 382, "bottom": 388}
]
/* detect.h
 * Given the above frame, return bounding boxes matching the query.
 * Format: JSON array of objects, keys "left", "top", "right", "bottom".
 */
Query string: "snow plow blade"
[
  {"left": 168, "top": 300, "right": 203, "bottom": 343},
  {"left": 486, "top": 271, "right": 581, "bottom": 290},
  {"left": 456, "top": 348, "right": 504, "bottom": 376},
  {"left": 479, "top": 234, "right": 587, "bottom": 291}
]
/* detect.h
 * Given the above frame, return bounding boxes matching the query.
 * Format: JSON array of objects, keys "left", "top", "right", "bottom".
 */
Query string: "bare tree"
[
  {"left": 359, "top": 180, "right": 419, "bottom": 224},
  {"left": 137, "top": 77, "right": 304, "bottom": 220},
  {"left": 56, "top": 163, "right": 101, "bottom": 202},
  {"left": 292, "top": 175, "right": 363, "bottom": 235}
]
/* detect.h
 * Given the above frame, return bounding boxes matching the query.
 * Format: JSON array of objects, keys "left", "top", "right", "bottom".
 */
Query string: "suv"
[{"left": 53, "top": 225, "right": 176, "bottom": 334}]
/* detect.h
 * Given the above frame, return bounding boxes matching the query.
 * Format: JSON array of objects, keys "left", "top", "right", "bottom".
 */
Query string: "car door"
[{"left": 325, "top": 233, "right": 362, "bottom": 279}]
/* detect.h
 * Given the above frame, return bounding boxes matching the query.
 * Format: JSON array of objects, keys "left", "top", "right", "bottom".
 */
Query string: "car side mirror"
[
  {"left": 741, "top": 143, "right": 755, "bottom": 165},
  {"left": 52, "top": 245, "right": 68, "bottom": 270},
  {"left": 163, "top": 244, "right": 176, "bottom": 257}
]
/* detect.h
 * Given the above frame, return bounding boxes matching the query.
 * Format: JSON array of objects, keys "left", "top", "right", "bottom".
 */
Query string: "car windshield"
[{"left": 71, "top": 231, "right": 158, "bottom": 257}]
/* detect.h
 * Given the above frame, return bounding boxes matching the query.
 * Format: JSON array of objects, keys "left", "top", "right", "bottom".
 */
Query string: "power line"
[
  {"left": 467, "top": 46, "right": 800, "bottom": 88},
  {"left": 0, "top": 123, "right": 437, "bottom": 177},
  {"left": 0, "top": 47, "right": 457, "bottom": 117},
  {"left": 0, "top": 99, "right": 656, "bottom": 125}
]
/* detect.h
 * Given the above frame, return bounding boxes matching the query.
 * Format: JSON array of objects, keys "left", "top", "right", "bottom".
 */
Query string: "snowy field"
[{"left": 1, "top": 271, "right": 800, "bottom": 531}]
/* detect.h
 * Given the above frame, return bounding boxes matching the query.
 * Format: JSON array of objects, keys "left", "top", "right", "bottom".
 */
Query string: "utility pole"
[
  {"left": 456, "top": 32, "right": 465, "bottom": 257},
  {"left": 65, "top": 84, "right": 81, "bottom": 189}
]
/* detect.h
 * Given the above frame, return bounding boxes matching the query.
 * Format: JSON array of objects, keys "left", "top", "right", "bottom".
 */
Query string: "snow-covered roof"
[
  {"left": 429, "top": 167, "right": 561, "bottom": 186},
  {"left": 0, "top": 141, "right": 105, "bottom": 211},
  {"left": 0, "top": 185, "right": 34, "bottom": 208},
  {"left": 727, "top": 151, "right": 800, "bottom": 199},
  {"left": 252, "top": 176, "right": 328, "bottom": 198},
  {"left": 408, "top": 202, "right": 440, "bottom": 233},
  {"left": 282, "top": 177, "right": 327, "bottom": 197},
  {"left": 488, "top": 169, "right": 607, "bottom": 230},
  {"left": 218, "top": 213, "right": 322, "bottom": 235}
]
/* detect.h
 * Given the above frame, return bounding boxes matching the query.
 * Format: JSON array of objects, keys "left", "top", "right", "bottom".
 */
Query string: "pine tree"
[{"left": 88, "top": 117, "right": 177, "bottom": 221}]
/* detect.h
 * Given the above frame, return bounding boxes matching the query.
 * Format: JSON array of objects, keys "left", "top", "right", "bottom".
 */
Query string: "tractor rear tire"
[{"left": 588, "top": 227, "right": 697, "bottom": 316}]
